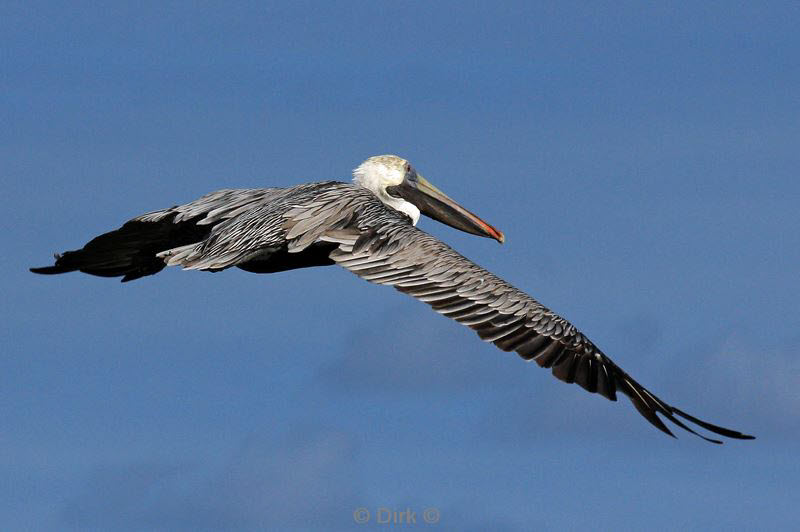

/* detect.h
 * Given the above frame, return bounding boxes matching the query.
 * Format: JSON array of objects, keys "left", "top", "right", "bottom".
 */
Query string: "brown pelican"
[{"left": 31, "top": 155, "right": 754, "bottom": 444}]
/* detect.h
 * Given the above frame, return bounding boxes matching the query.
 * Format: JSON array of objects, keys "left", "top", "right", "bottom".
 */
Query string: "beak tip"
[{"left": 496, "top": 231, "right": 505, "bottom": 244}]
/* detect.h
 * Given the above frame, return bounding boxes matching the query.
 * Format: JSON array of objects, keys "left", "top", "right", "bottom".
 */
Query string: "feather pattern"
[
  {"left": 323, "top": 221, "right": 752, "bottom": 443},
  {"left": 30, "top": 179, "right": 754, "bottom": 443}
]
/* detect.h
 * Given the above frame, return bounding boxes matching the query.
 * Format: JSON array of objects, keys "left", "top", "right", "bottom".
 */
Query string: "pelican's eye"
[{"left": 403, "top": 164, "right": 417, "bottom": 183}]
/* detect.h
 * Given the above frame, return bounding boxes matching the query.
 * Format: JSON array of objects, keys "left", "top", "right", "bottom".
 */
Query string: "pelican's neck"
[{"left": 381, "top": 193, "right": 420, "bottom": 225}]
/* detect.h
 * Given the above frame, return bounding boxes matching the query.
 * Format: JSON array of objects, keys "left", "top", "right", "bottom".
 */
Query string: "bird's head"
[{"left": 353, "top": 155, "right": 504, "bottom": 243}]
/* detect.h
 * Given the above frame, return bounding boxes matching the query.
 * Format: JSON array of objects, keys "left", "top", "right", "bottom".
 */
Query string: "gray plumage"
[{"left": 31, "top": 156, "right": 754, "bottom": 444}]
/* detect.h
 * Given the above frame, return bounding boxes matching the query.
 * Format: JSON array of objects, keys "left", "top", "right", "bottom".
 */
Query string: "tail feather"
[{"left": 30, "top": 214, "right": 212, "bottom": 282}]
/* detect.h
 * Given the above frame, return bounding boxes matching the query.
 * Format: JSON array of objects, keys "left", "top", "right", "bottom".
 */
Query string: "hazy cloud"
[
  {"left": 59, "top": 429, "right": 363, "bottom": 531},
  {"left": 318, "top": 301, "right": 529, "bottom": 396}
]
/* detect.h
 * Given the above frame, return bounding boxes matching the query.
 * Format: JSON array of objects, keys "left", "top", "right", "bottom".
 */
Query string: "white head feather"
[{"left": 352, "top": 155, "right": 420, "bottom": 224}]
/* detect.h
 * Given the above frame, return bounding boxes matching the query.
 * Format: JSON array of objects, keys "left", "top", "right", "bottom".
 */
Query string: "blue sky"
[{"left": 3, "top": 2, "right": 798, "bottom": 530}]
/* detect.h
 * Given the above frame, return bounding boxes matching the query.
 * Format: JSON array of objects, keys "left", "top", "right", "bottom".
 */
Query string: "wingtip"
[
  {"left": 31, "top": 253, "right": 68, "bottom": 275},
  {"left": 671, "top": 406, "right": 756, "bottom": 441},
  {"left": 30, "top": 265, "right": 64, "bottom": 275},
  {"left": 617, "top": 374, "right": 753, "bottom": 444}
]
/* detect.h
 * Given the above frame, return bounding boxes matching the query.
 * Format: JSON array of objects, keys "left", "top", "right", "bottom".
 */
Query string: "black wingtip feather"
[
  {"left": 671, "top": 407, "right": 756, "bottom": 440},
  {"left": 30, "top": 265, "right": 71, "bottom": 275},
  {"left": 617, "top": 373, "right": 752, "bottom": 444},
  {"left": 31, "top": 215, "right": 212, "bottom": 282},
  {"left": 624, "top": 389, "right": 677, "bottom": 438}
]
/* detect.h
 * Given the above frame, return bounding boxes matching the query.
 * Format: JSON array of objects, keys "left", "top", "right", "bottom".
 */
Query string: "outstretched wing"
[
  {"left": 31, "top": 181, "right": 754, "bottom": 443},
  {"left": 323, "top": 222, "right": 754, "bottom": 444}
]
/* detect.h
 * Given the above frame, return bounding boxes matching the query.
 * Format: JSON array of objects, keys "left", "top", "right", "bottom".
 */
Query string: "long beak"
[{"left": 394, "top": 175, "right": 505, "bottom": 243}]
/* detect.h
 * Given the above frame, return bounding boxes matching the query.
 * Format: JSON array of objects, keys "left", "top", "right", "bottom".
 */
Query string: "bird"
[{"left": 31, "top": 154, "right": 754, "bottom": 444}]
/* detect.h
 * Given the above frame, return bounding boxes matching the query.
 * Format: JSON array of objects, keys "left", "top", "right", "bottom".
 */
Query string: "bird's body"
[{"left": 32, "top": 155, "right": 754, "bottom": 443}]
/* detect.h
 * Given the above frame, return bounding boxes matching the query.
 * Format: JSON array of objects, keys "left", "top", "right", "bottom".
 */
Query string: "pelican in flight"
[{"left": 32, "top": 155, "right": 754, "bottom": 444}]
